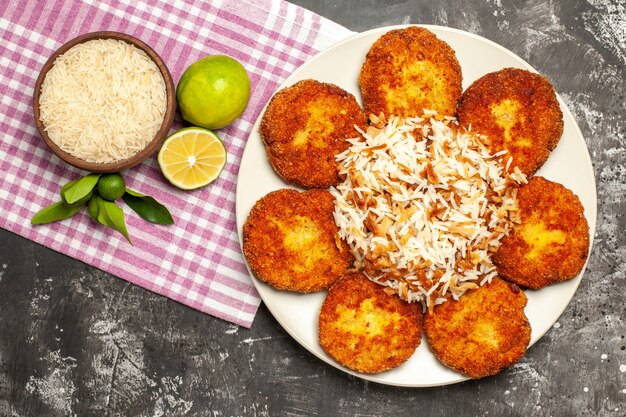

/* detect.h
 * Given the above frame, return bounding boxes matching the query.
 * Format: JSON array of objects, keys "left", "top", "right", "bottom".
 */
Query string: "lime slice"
[{"left": 157, "top": 127, "right": 227, "bottom": 190}]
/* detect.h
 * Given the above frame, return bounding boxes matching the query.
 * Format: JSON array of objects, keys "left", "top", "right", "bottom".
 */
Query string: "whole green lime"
[
  {"left": 97, "top": 174, "right": 126, "bottom": 201},
  {"left": 61, "top": 180, "right": 92, "bottom": 207},
  {"left": 176, "top": 55, "right": 251, "bottom": 129}
]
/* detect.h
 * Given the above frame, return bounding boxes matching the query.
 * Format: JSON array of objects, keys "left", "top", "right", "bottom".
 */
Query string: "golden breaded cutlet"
[
  {"left": 260, "top": 79, "right": 367, "bottom": 189},
  {"left": 493, "top": 176, "right": 590, "bottom": 289},
  {"left": 424, "top": 277, "right": 531, "bottom": 379},
  {"left": 242, "top": 188, "right": 353, "bottom": 293},
  {"left": 358, "top": 26, "right": 462, "bottom": 118},
  {"left": 458, "top": 67, "right": 563, "bottom": 177},
  {"left": 318, "top": 272, "right": 422, "bottom": 374}
]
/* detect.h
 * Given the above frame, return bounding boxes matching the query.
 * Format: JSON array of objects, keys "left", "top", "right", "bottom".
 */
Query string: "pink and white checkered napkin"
[{"left": 0, "top": 0, "right": 352, "bottom": 327}]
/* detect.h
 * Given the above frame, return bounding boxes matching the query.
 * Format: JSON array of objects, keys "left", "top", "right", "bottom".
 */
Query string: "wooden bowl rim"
[{"left": 33, "top": 31, "right": 176, "bottom": 173}]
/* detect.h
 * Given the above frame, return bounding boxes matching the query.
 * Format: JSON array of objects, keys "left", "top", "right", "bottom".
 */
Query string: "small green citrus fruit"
[
  {"left": 176, "top": 55, "right": 251, "bottom": 129},
  {"left": 97, "top": 174, "right": 126, "bottom": 201}
]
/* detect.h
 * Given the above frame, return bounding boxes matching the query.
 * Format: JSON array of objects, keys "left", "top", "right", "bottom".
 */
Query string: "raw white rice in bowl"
[{"left": 38, "top": 38, "right": 167, "bottom": 164}]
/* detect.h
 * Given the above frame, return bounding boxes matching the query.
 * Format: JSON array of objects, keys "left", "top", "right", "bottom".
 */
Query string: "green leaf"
[
  {"left": 124, "top": 188, "right": 144, "bottom": 198},
  {"left": 123, "top": 191, "right": 174, "bottom": 225},
  {"left": 87, "top": 195, "right": 100, "bottom": 221},
  {"left": 94, "top": 195, "right": 132, "bottom": 244},
  {"left": 31, "top": 201, "right": 82, "bottom": 225},
  {"left": 63, "top": 174, "right": 100, "bottom": 205}
]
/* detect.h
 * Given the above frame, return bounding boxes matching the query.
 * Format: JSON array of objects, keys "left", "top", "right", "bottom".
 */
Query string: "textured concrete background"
[{"left": 1, "top": 0, "right": 624, "bottom": 416}]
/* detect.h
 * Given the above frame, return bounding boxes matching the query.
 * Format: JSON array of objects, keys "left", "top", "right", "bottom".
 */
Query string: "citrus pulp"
[{"left": 157, "top": 127, "right": 227, "bottom": 190}]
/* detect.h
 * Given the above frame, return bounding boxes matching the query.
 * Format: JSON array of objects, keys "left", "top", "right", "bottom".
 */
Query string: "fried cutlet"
[
  {"left": 492, "top": 176, "right": 590, "bottom": 289},
  {"left": 424, "top": 276, "right": 531, "bottom": 379},
  {"left": 457, "top": 67, "right": 563, "bottom": 177},
  {"left": 242, "top": 188, "right": 353, "bottom": 292},
  {"left": 318, "top": 272, "right": 422, "bottom": 374},
  {"left": 260, "top": 79, "right": 367, "bottom": 189},
  {"left": 358, "top": 26, "right": 462, "bottom": 119}
]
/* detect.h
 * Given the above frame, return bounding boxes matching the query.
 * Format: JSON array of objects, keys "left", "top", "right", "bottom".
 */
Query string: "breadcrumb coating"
[
  {"left": 261, "top": 79, "right": 366, "bottom": 188},
  {"left": 493, "top": 176, "right": 590, "bottom": 289},
  {"left": 319, "top": 272, "right": 422, "bottom": 373},
  {"left": 424, "top": 277, "right": 531, "bottom": 379},
  {"left": 359, "top": 26, "right": 462, "bottom": 118},
  {"left": 243, "top": 189, "right": 353, "bottom": 292},
  {"left": 458, "top": 67, "right": 563, "bottom": 176}
]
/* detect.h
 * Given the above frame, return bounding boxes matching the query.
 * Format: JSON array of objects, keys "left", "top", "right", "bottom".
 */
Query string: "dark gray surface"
[{"left": 1, "top": 0, "right": 624, "bottom": 416}]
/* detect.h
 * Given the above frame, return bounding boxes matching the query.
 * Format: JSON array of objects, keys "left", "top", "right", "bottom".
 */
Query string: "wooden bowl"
[{"left": 33, "top": 31, "right": 176, "bottom": 173}]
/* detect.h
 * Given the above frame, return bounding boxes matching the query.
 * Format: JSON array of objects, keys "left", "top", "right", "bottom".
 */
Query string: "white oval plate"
[{"left": 235, "top": 25, "right": 597, "bottom": 387}]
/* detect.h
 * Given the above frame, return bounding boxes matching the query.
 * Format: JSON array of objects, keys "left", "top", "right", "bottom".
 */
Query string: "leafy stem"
[
  {"left": 123, "top": 189, "right": 174, "bottom": 225},
  {"left": 62, "top": 174, "right": 100, "bottom": 204},
  {"left": 91, "top": 194, "right": 132, "bottom": 244},
  {"left": 31, "top": 173, "right": 175, "bottom": 243},
  {"left": 31, "top": 201, "right": 84, "bottom": 225}
]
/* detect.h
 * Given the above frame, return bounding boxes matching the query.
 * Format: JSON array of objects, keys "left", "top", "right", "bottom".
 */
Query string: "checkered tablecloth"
[{"left": 0, "top": 0, "right": 352, "bottom": 327}]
